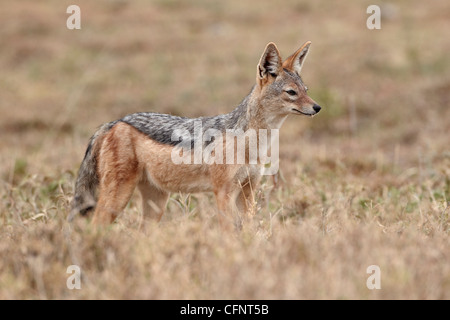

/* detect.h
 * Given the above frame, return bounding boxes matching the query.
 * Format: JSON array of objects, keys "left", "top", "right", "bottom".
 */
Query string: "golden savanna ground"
[{"left": 0, "top": 0, "right": 449, "bottom": 299}]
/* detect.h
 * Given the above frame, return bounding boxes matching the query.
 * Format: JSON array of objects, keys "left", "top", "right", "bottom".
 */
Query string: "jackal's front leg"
[
  {"left": 214, "top": 188, "right": 235, "bottom": 230},
  {"left": 235, "top": 179, "right": 258, "bottom": 219}
]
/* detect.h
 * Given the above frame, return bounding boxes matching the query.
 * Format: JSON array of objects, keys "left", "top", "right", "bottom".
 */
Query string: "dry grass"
[{"left": 0, "top": 0, "right": 449, "bottom": 299}]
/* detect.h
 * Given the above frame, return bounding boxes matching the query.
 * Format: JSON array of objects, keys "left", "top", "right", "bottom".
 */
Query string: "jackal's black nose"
[{"left": 313, "top": 104, "right": 321, "bottom": 113}]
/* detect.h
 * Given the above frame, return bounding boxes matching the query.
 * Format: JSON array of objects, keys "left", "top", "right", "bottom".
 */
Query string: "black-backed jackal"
[{"left": 69, "top": 41, "right": 321, "bottom": 227}]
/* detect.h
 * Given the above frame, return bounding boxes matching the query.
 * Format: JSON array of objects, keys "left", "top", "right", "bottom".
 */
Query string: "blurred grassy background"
[{"left": 0, "top": 0, "right": 449, "bottom": 299}]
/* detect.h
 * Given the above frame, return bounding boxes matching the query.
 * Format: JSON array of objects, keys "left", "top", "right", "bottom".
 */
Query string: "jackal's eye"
[{"left": 285, "top": 89, "right": 297, "bottom": 96}]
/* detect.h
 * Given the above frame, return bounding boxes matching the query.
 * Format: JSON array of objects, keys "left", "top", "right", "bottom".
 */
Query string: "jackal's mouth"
[{"left": 291, "top": 108, "right": 315, "bottom": 117}]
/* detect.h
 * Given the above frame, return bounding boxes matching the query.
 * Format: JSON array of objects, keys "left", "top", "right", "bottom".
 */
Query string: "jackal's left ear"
[
  {"left": 282, "top": 41, "right": 311, "bottom": 74},
  {"left": 257, "top": 42, "right": 282, "bottom": 84}
]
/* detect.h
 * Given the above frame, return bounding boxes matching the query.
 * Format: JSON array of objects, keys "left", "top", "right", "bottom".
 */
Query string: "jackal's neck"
[{"left": 234, "top": 86, "right": 287, "bottom": 131}]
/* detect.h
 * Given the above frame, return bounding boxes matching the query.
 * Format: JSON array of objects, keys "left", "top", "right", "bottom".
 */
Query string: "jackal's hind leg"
[
  {"left": 91, "top": 122, "right": 141, "bottom": 226},
  {"left": 137, "top": 181, "right": 169, "bottom": 222},
  {"left": 92, "top": 174, "right": 139, "bottom": 225}
]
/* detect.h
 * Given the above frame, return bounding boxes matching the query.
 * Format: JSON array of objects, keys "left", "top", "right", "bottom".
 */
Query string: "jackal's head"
[{"left": 255, "top": 41, "right": 321, "bottom": 118}]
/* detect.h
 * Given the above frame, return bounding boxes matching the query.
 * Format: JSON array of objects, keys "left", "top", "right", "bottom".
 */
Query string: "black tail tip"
[
  {"left": 79, "top": 206, "right": 94, "bottom": 216},
  {"left": 67, "top": 205, "right": 94, "bottom": 222}
]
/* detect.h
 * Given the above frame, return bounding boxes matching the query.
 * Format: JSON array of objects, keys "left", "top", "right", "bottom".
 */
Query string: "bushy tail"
[{"left": 68, "top": 123, "right": 114, "bottom": 222}]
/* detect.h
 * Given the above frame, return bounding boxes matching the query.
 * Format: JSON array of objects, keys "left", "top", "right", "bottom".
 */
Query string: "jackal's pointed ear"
[
  {"left": 282, "top": 41, "right": 311, "bottom": 74},
  {"left": 257, "top": 43, "right": 282, "bottom": 84}
]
